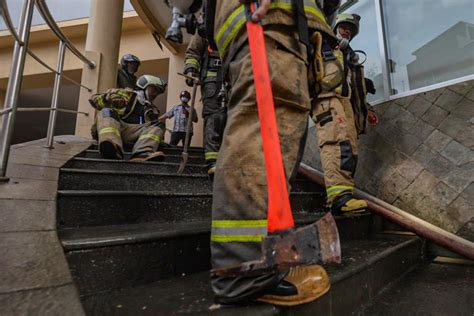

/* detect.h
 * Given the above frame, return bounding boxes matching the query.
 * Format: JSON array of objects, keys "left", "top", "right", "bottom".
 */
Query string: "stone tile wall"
[{"left": 303, "top": 80, "right": 474, "bottom": 233}]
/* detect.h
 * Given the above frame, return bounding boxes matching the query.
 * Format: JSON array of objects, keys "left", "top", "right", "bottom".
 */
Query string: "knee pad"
[{"left": 101, "top": 108, "right": 120, "bottom": 121}]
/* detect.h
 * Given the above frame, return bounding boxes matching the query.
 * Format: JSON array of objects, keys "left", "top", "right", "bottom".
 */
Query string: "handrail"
[
  {"left": 26, "top": 49, "right": 92, "bottom": 91},
  {"left": 297, "top": 163, "right": 474, "bottom": 261},
  {"left": 35, "top": 0, "right": 95, "bottom": 69},
  {"left": 0, "top": 0, "right": 98, "bottom": 180},
  {"left": 0, "top": 0, "right": 23, "bottom": 44}
]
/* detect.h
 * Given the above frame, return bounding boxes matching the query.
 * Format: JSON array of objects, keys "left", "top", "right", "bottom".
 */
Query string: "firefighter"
[
  {"left": 207, "top": 0, "right": 359, "bottom": 306},
  {"left": 184, "top": 32, "right": 227, "bottom": 177},
  {"left": 333, "top": 13, "right": 379, "bottom": 136},
  {"left": 117, "top": 54, "right": 141, "bottom": 89},
  {"left": 89, "top": 75, "right": 167, "bottom": 162}
]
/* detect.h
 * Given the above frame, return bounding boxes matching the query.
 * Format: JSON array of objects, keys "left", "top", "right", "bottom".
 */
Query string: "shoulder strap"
[{"left": 205, "top": 0, "right": 218, "bottom": 51}]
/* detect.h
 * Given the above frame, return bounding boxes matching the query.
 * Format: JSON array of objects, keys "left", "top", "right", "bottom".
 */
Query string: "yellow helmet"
[{"left": 333, "top": 13, "right": 361, "bottom": 40}]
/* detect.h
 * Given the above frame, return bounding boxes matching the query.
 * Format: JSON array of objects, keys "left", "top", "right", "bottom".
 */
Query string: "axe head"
[{"left": 211, "top": 213, "right": 341, "bottom": 277}]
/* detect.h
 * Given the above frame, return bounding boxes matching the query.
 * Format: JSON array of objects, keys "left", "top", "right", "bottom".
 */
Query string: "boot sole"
[{"left": 257, "top": 284, "right": 330, "bottom": 307}]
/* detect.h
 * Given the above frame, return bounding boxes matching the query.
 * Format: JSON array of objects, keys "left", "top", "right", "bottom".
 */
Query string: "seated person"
[
  {"left": 89, "top": 75, "right": 167, "bottom": 162},
  {"left": 159, "top": 90, "right": 198, "bottom": 146}
]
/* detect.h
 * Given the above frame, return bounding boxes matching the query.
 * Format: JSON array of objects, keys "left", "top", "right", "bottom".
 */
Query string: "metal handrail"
[
  {"left": 0, "top": 0, "right": 23, "bottom": 43},
  {"left": 35, "top": 0, "right": 95, "bottom": 69},
  {"left": 26, "top": 49, "right": 92, "bottom": 91},
  {"left": 0, "top": 107, "right": 89, "bottom": 116},
  {"left": 0, "top": 0, "right": 98, "bottom": 180}
]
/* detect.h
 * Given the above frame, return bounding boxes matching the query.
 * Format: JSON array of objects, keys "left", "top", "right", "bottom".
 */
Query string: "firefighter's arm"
[
  {"left": 184, "top": 33, "right": 205, "bottom": 75},
  {"left": 88, "top": 93, "right": 108, "bottom": 110},
  {"left": 239, "top": 0, "right": 271, "bottom": 21}
]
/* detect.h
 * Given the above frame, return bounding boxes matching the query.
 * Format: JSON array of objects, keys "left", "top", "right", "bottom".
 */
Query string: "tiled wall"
[{"left": 303, "top": 80, "right": 474, "bottom": 233}]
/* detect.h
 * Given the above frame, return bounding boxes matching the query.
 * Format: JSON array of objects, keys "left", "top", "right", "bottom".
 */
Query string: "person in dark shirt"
[{"left": 117, "top": 54, "right": 141, "bottom": 89}]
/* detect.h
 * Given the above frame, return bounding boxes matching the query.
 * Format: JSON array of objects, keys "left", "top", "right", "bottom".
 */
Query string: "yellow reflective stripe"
[
  {"left": 207, "top": 71, "right": 218, "bottom": 77},
  {"left": 212, "top": 219, "right": 267, "bottom": 228},
  {"left": 99, "top": 127, "right": 120, "bottom": 137},
  {"left": 138, "top": 134, "right": 161, "bottom": 142},
  {"left": 326, "top": 185, "right": 353, "bottom": 198},
  {"left": 216, "top": 1, "right": 328, "bottom": 57},
  {"left": 211, "top": 235, "right": 264, "bottom": 243},
  {"left": 205, "top": 152, "right": 219, "bottom": 160},
  {"left": 186, "top": 58, "right": 200, "bottom": 68}
]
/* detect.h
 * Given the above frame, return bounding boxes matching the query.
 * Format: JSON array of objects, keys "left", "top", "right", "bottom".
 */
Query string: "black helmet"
[
  {"left": 180, "top": 90, "right": 191, "bottom": 99},
  {"left": 120, "top": 54, "right": 141, "bottom": 69}
]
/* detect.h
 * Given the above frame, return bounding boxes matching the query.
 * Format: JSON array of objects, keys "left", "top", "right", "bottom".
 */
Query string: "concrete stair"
[{"left": 56, "top": 145, "right": 428, "bottom": 315}]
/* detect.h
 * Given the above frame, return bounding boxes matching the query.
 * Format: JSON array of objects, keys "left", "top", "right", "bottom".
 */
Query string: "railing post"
[
  {"left": 45, "top": 40, "right": 66, "bottom": 149},
  {"left": 0, "top": 0, "right": 35, "bottom": 181}
]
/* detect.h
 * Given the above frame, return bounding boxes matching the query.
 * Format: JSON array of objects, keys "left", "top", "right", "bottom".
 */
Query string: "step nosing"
[
  {"left": 57, "top": 190, "right": 213, "bottom": 197},
  {"left": 61, "top": 223, "right": 211, "bottom": 250},
  {"left": 60, "top": 168, "right": 209, "bottom": 177},
  {"left": 331, "top": 237, "right": 420, "bottom": 284},
  {"left": 71, "top": 157, "right": 207, "bottom": 167}
]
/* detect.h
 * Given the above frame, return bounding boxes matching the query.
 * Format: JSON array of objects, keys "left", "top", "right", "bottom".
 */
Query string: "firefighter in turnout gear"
[
  {"left": 207, "top": 0, "right": 356, "bottom": 306},
  {"left": 333, "top": 13, "right": 379, "bottom": 134},
  {"left": 184, "top": 32, "right": 227, "bottom": 177},
  {"left": 117, "top": 54, "right": 141, "bottom": 89},
  {"left": 89, "top": 75, "right": 167, "bottom": 162}
]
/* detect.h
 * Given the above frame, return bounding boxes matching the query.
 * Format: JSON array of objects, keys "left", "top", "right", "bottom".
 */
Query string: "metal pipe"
[
  {"left": 45, "top": 41, "right": 66, "bottom": 148},
  {"left": 35, "top": 0, "right": 96, "bottom": 69},
  {"left": 26, "top": 49, "right": 92, "bottom": 91},
  {"left": 0, "top": 0, "right": 23, "bottom": 44},
  {"left": 15, "top": 108, "right": 89, "bottom": 116},
  {"left": 297, "top": 163, "right": 474, "bottom": 261},
  {"left": 0, "top": 0, "right": 35, "bottom": 181}
]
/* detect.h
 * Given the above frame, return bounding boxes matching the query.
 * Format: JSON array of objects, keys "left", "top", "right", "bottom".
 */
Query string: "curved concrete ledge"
[{"left": 0, "top": 135, "right": 92, "bottom": 315}]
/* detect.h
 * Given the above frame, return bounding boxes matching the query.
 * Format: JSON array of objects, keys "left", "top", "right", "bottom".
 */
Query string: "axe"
[
  {"left": 177, "top": 72, "right": 199, "bottom": 175},
  {"left": 211, "top": 3, "right": 341, "bottom": 278}
]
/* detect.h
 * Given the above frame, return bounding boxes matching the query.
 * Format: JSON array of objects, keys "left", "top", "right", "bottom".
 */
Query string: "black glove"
[
  {"left": 184, "top": 67, "right": 199, "bottom": 87},
  {"left": 365, "top": 78, "right": 376, "bottom": 95}
]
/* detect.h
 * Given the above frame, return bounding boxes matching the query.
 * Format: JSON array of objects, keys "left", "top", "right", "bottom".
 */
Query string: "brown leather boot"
[
  {"left": 130, "top": 151, "right": 165, "bottom": 162},
  {"left": 257, "top": 265, "right": 330, "bottom": 306}
]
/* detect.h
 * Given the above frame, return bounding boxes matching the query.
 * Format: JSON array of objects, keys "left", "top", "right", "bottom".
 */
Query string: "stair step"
[
  {"left": 65, "top": 157, "right": 207, "bottom": 174},
  {"left": 360, "top": 263, "right": 474, "bottom": 315},
  {"left": 61, "top": 213, "right": 373, "bottom": 296},
  {"left": 80, "top": 235, "right": 423, "bottom": 315},
  {"left": 58, "top": 168, "right": 325, "bottom": 196},
  {"left": 58, "top": 168, "right": 212, "bottom": 192},
  {"left": 81, "top": 150, "right": 206, "bottom": 164},
  {"left": 57, "top": 191, "right": 327, "bottom": 229},
  {"left": 88, "top": 145, "right": 205, "bottom": 156}
]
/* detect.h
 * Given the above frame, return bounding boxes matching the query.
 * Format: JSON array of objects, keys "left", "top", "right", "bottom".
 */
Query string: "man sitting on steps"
[{"left": 89, "top": 75, "right": 167, "bottom": 162}]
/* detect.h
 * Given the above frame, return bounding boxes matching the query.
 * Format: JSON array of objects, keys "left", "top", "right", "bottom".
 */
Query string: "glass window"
[
  {"left": 383, "top": 0, "right": 474, "bottom": 93},
  {"left": 343, "top": 0, "right": 384, "bottom": 102},
  {"left": 0, "top": 0, "right": 135, "bottom": 30}
]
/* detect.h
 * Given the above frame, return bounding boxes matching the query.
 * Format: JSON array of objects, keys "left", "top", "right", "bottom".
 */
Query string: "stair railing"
[{"left": 0, "top": 0, "right": 96, "bottom": 181}]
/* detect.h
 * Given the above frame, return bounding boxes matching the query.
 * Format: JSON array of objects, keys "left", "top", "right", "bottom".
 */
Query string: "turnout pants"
[
  {"left": 211, "top": 27, "right": 359, "bottom": 302},
  {"left": 201, "top": 81, "right": 227, "bottom": 166},
  {"left": 97, "top": 108, "right": 164, "bottom": 158}
]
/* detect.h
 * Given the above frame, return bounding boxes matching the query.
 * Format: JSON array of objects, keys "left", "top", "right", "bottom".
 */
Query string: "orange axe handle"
[{"left": 246, "top": 3, "right": 294, "bottom": 233}]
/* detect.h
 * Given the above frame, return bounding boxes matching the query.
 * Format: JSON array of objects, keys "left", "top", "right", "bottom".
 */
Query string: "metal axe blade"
[{"left": 211, "top": 213, "right": 341, "bottom": 277}]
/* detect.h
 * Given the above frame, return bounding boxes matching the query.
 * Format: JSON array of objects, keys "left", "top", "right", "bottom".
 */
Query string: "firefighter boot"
[
  {"left": 331, "top": 193, "right": 367, "bottom": 215},
  {"left": 257, "top": 265, "right": 330, "bottom": 306},
  {"left": 130, "top": 151, "right": 165, "bottom": 162},
  {"left": 99, "top": 141, "right": 123, "bottom": 160}
]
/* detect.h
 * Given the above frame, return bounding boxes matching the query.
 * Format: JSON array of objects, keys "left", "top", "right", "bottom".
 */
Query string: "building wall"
[
  {"left": 0, "top": 13, "right": 204, "bottom": 146},
  {"left": 303, "top": 80, "right": 474, "bottom": 233}
]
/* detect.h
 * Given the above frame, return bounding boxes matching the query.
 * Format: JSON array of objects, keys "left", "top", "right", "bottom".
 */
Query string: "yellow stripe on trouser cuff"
[
  {"left": 99, "top": 127, "right": 120, "bottom": 137},
  {"left": 186, "top": 58, "right": 200, "bottom": 68},
  {"left": 216, "top": 0, "right": 328, "bottom": 57},
  {"left": 211, "top": 219, "right": 267, "bottom": 243},
  {"left": 326, "top": 185, "right": 353, "bottom": 198},
  {"left": 206, "top": 71, "right": 218, "bottom": 77},
  {"left": 138, "top": 134, "right": 161, "bottom": 142},
  {"left": 205, "top": 152, "right": 219, "bottom": 160}
]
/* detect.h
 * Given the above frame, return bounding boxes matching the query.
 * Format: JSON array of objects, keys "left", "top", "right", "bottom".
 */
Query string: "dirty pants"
[
  {"left": 211, "top": 33, "right": 310, "bottom": 303},
  {"left": 201, "top": 80, "right": 227, "bottom": 166},
  {"left": 311, "top": 91, "right": 358, "bottom": 204},
  {"left": 97, "top": 108, "right": 164, "bottom": 158}
]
